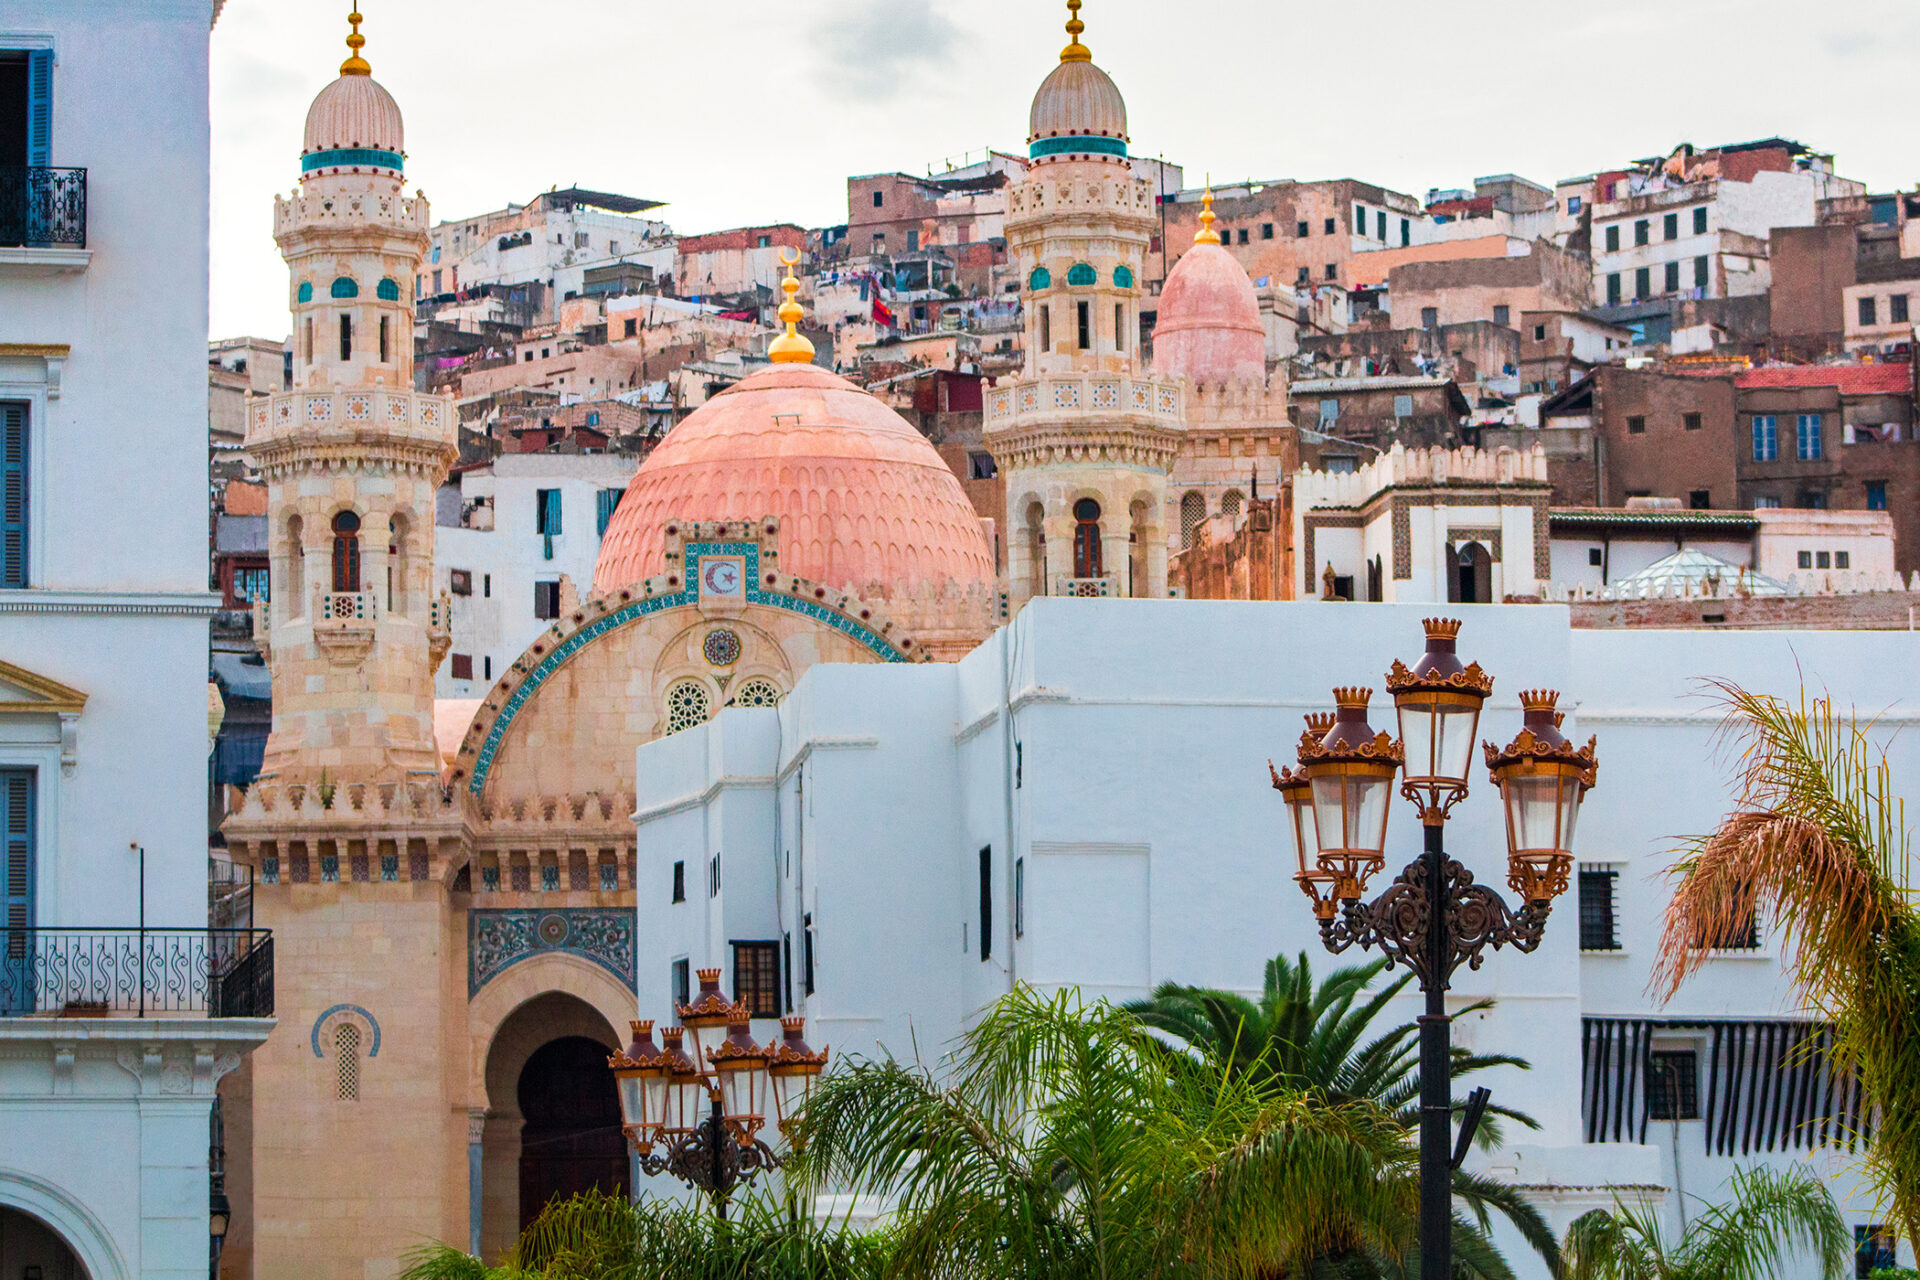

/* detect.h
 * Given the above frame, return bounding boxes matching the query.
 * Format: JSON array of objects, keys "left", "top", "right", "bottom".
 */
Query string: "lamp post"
[
  {"left": 1275, "top": 618, "right": 1597, "bottom": 1280},
  {"left": 609, "top": 969, "right": 828, "bottom": 1219}
]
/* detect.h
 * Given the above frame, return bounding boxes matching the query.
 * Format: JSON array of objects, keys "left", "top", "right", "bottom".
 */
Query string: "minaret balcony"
[
  {"left": 273, "top": 189, "right": 430, "bottom": 239},
  {"left": 314, "top": 590, "right": 379, "bottom": 666},
  {"left": 1053, "top": 574, "right": 1117, "bottom": 597},
  {"left": 427, "top": 592, "right": 453, "bottom": 669},
  {"left": 986, "top": 371, "right": 1184, "bottom": 429},
  {"left": 248, "top": 387, "right": 455, "bottom": 462}
]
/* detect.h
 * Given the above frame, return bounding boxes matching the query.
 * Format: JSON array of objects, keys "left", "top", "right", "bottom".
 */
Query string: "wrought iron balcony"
[
  {"left": 0, "top": 166, "right": 88, "bottom": 249},
  {"left": 0, "top": 928, "right": 273, "bottom": 1018}
]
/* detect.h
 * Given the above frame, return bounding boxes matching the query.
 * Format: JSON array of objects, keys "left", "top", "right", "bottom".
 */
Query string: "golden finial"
[
  {"left": 1060, "top": 0, "right": 1092, "bottom": 62},
  {"left": 340, "top": 10, "right": 371, "bottom": 76},
  {"left": 767, "top": 247, "right": 815, "bottom": 365},
  {"left": 1195, "top": 183, "right": 1221, "bottom": 245}
]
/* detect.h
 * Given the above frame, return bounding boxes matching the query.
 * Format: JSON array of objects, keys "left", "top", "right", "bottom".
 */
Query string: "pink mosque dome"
[
  {"left": 1153, "top": 198, "right": 1267, "bottom": 386},
  {"left": 593, "top": 361, "right": 996, "bottom": 595}
]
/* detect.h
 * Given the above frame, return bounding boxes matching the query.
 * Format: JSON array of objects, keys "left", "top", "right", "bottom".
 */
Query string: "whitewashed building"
[
  {"left": 633, "top": 599, "right": 1916, "bottom": 1273},
  {"left": 0, "top": 3, "right": 272, "bottom": 1278}
]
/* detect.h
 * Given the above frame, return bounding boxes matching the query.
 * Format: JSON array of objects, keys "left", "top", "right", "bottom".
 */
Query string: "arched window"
[
  {"left": 1180, "top": 491, "right": 1205, "bottom": 549},
  {"left": 376, "top": 277, "right": 401, "bottom": 301},
  {"left": 1222, "top": 489, "right": 1244, "bottom": 518},
  {"left": 330, "top": 276, "right": 359, "bottom": 299},
  {"left": 1028, "top": 267, "right": 1052, "bottom": 291},
  {"left": 733, "top": 678, "right": 782, "bottom": 708},
  {"left": 1067, "top": 263, "right": 1097, "bottom": 287},
  {"left": 297, "top": 281, "right": 313, "bottom": 303},
  {"left": 1072, "top": 497, "right": 1102, "bottom": 579},
  {"left": 1114, "top": 265, "right": 1135, "bottom": 288},
  {"left": 663, "top": 680, "right": 711, "bottom": 735},
  {"left": 335, "top": 1023, "right": 360, "bottom": 1101},
  {"left": 331, "top": 511, "right": 361, "bottom": 593},
  {"left": 285, "top": 514, "right": 305, "bottom": 617}
]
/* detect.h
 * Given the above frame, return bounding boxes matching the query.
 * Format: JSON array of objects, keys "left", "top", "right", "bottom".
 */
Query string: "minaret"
[
  {"left": 985, "top": 0, "right": 1182, "bottom": 604},
  {"left": 245, "top": 10, "right": 454, "bottom": 781}
]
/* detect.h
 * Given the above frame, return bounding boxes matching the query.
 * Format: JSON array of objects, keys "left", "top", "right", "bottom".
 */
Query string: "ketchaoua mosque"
[{"left": 217, "top": 5, "right": 1301, "bottom": 1273}]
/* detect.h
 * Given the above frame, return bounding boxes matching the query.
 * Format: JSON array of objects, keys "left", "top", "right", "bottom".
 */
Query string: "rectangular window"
[
  {"left": 1534, "top": 324, "right": 1547, "bottom": 341},
  {"left": 1690, "top": 490, "right": 1711, "bottom": 509},
  {"left": 1355, "top": 203, "right": 1365, "bottom": 230},
  {"left": 1856, "top": 1226, "right": 1899, "bottom": 1280},
  {"left": 484, "top": 656, "right": 491, "bottom": 679},
  {"left": 1568, "top": 196, "right": 1582, "bottom": 214},
  {"left": 1860, "top": 296, "right": 1878, "bottom": 327},
  {"left": 872, "top": 190, "right": 884, "bottom": 207},
  {"left": 1588, "top": 548, "right": 1603, "bottom": 566},
  {"left": 1752, "top": 415, "right": 1778, "bottom": 461},
  {"left": 1694, "top": 206, "right": 1708, "bottom": 235},
  {"left": 1894, "top": 295, "right": 1911, "bottom": 324},
  {"left": 1324, "top": 217, "right": 1336, "bottom": 235},
  {"left": 802, "top": 913, "right": 815, "bottom": 995},
  {"left": 1606, "top": 273, "right": 1621, "bottom": 305},
  {"left": 596, "top": 487, "right": 622, "bottom": 537},
  {"left": 978, "top": 845, "right": 992, "bottom": 962},
  {"left": 1014, "top": 856, "right": 1024, "bottom": 938},
  {"left": 709, "top": 853, "right": 720, "bottom": 897},
  {"left": 1627, "top": 416, "right": 1646, "bottom": 435},
  {"left": 1634, "top": 219, "right": 1650, "bottom": 247},
  {"left": 1646, "top": 1049, "right": 1700, "bottom": 1120},
  {"left": 1393, "top": 394, "right": 1414, "bottom": 419},
  {"left": 1804, "top": 490, "right": 1829, "bottom": 510},
  {"left": 1039, "top": 304, "right": 1050, "bottom": 351},
  {"left": 1234, "top": 227, "right": 1246, "bottom": 245},
  {"left": 671, "top": 859, "right": 685, "bottom": 903},
  {"left": 968, "top": 451, "right": 997, "bottom": 480},
  {"left": 1634, "top": 267, "right": 1650, "bottom": 299},
  {"left": 1296, "top": 266, "right": 1310, "bottom": 285},
  {"left": 2, "top": 403, "right": 25, "bottom": 587},
  {"left": 1663, "top": 212, "right": 1679, "bottom": 241},
  {"left": 1797, "top": 413, "right": 1824, "bottom": 461},
  {"left": 1577, "top": 868, "right": 1619, "bottom": 950},
  {"left": 1318, "top": 399, "right": 1340, "bottom": 426},
  {"left": 1868, "top": 482, "right": 1888, "bottom": 510},
  {"left": 1076, "top": 300, "right": 1090, "bottom": 350},
  {"left": 906, "top": 229, "right": 919, "bottom": 252},
  {"left": 483, "top": 573, "right": 491, "bottom": 598},
  {"left": 1695, "top": 255, "right": 1709, "bottom": 288},
  {"left": 2, "top": 770, "right": 34, "bottom": 960},
  {"left": 732, "top": 941, "right": 781, "bottom": 1018},
  {"left": 624, "top": 318, "right": 637, "bottom": 337},
  {"left": 1683, "top": 412, "right": 1702, "bottom": 431},
  {"left": 783, "top": 933, "right": 793, "bottom": 1011},
  {"left": 536, "top": 488, "right": 562, "bottom": 536},
  {"left": 533, "top": 580, "right": 560, "bottom": 619},
  {"left": 1376, "top": 210, "right": 1387, "bottom": 240},
  {"left": 339, "top": 314, "right": 352, "bottom": 361},
  {"left": 431, "top": 269, "right": 443, "bottom": 293},
  {"left": 1400, "top": 217, "right": 1410, "bottom": 247},
  {"left": 1493, "top": 304, "right": 1510, "bottom": 327},
  {"left": 1816, "top": 550, "right": 1831, "bottom": 569},
  {"left": 450, "top": 654, "right": 473, "bottom": 680},
  {"left": 1836, "top": 550, "right": 1851, "bottom": 569},
  {"left": 1604, "top": 224, "right": 1620, "bottom": 253},
  {"left": 1798, "top": 550, "right": 1814, "bottom": 569},
  {"left": 1261, "top": 222, "right": 1274, "bottom": 240},
  {"left": 1754, "top": 495, "right": 1781, "bottom": 509},
  {"left": 1296, "top": 220, "right": 1309, "bottom": 238},
  {"left": 1324, "top": 263, "right": 1337, "bottom": 281},
  {"left": 378, "top": 315, "right": 390, "bottom": 363},
  {"left": 1115, "top": 303, "right": 1125, "bottom": 353},
  {"left": 1664, "top": 261, "right": 1680, "bottom": 293},
  {"left": 671, "top": 958, "right": 690, "bottom": 1008}
]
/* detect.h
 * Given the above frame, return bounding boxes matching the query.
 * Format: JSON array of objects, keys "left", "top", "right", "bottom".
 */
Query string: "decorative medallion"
[
  {"left": 346, "top": 395, "right": 371, "bottom": 422},
  {"left": 1093, "top": 380, "right": 1119, "bottom": 409},
  {"left": 387, "top": 397, "right": 410, "bottom": 423},
  {"left": 1053, "top": 382, "right": 1081, "bottom": 409},
  {"left": 469, "top": 908, "right": 636, "bottom": 996},
  {"left": 536, "top": 913, "right": 570, "bottom": 946},
  {"left": 1131, "top": 384, "right": 1151, "bottom": 410},
  {"left": 703, "top": 628, "right": 742, "bottom": 667}
]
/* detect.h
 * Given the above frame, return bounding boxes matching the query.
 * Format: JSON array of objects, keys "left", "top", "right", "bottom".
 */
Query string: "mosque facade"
[{"left": 219, "top": 7, "right": 1314, "bottom": 1274}]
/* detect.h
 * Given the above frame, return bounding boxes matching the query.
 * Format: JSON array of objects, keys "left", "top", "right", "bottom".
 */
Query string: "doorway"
[
  {"left": 516, "top": 1036, "right": 629, "bottom": 1231},
  {"left": 1451, "top": 542, "right": 1493, "bottom": 604}
]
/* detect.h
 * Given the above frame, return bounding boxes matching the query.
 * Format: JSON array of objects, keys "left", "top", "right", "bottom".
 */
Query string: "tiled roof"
[
  {"left": 1552, "top": 507, "right": 1758, "bottom": 530},
  {"left": 1733, "top": 364, "right": 1912, "bottom": 395}
]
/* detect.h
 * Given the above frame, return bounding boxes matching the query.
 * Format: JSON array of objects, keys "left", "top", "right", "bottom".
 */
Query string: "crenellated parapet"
[
  {"left": 273, "top": 188, "right": 431, "bottom": 241},
  {"left": 1006, "top": 171, "right": 1157, "bottom": 234},
  {"left": 1294, "top": 442, "right": 1551, "bottom": 511}
]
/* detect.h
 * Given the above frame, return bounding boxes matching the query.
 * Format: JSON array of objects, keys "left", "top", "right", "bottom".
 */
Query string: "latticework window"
[
  {"left": 1221, "top": 489, "right": 1244, "bottom": 518},
  {"left": 734, "top": 679, "right": 782, "bottom": 708},
  {"left": 1179, "top": 491, "right": 1206, "bottom": 548},
  {"left": 335, "top": 1023, "right": 360, "bottom": 1101},
  {"left": 664, "top": 681, "right": 711, "bottom": 735}
]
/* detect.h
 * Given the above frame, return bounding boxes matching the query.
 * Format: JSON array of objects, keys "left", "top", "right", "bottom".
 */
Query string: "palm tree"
[
  {"left": 1562, "top": 1164, "right": 1850, "bottom": 1280},
  {"left": 792, "top": 983, "right": 1421, "bottom": 1280},
  {"left": 1653, "top": 683, "right": 1920, "bottom": 1244},
  {"left": 1121, "top": 951, "right": 1558, "bottom": 1280}
]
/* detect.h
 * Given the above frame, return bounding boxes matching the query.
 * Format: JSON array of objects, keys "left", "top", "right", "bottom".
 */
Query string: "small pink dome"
[
  {"left": 303, "top": 73, "right": 404, "bottom": 158},
  {"left": 594, "top": 362, "right": 995, "bottom": 594},
  {"left": 1154, "top": 242, "right": 1267, "bottom": 385}
]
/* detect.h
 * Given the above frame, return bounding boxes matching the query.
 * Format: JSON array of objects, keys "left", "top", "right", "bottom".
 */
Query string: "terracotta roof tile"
[{"left": 1733, "top": 364, "right": 1912, "bottom": 395}]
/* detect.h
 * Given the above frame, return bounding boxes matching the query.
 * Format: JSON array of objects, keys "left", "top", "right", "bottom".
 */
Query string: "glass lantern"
[
  {"left": 1298, "top": 687, "right": 1404, "bottom": 901},
  {"left": 708, "top": 1004, "right": 771, "bottom": 1137},
  {"left": 1387, "top": 618, "right": 1492, "bottom": 817},
  {"left": 1271, "top": 758, "right": 1338, "bottom": 919},
  {"left": 766, "top": 1016, "right": 829, "bottom": 1138},
  {"left": 656, "top": 1025, "right": 704, "bottom": 1135},
  {"left": 1485, "top": 690, "right": 1597, "bottom": 904},
  {"left": 608, "top": 1019, "right": 668, "bottom": 1152},
  {"left": 678, "top": 968, "right": 736, "bottom": 1073}
]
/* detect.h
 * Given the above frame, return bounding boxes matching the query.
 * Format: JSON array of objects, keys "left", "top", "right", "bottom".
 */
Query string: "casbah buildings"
[{"left": 176, "top": 6, "right": 1920, "bottom": 1280}]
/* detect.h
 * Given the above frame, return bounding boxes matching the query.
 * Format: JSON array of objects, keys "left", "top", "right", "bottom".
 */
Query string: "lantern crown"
[
  {"left": 709, "top": 1004, "right": 770, "bottom": 1065},
  {"left": 1300, "top": 688, "right": 1403, "bottom": 767},
  {"left": 609, "top": 1019, "right": 665, "bottom": 1071},
  {"left": 1386, "top": 617, "right": 1493, "bottom": 699},
  {"left": 679, "top": 968, "right": 735, "bottom": 1024},
  {"left": 768, "top": 1016, "right": 829, "bottom": 1071},
  {"left": 1485, "top": 690, "right": 1597, "bottom": 785}
]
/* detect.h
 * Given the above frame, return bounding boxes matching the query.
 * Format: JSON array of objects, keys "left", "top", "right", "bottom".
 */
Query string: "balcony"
[
  {"left": 1054, "top": 575, "right": 1116, "bottom": 597},
  {"left": 0, "top": 166, "right": 89, "bottom": 272},
  {"left": 1, "top": 928, "right": 273, "bottom": 1018}
]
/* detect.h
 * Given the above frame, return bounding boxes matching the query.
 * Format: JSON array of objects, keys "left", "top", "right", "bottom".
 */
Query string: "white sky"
[{"left": 210, "top": 0, "right": 1920, "bottom": 339}]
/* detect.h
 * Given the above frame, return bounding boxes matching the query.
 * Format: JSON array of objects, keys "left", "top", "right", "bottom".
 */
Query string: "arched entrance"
[
  {"left": 1450, "top": 541, "right": 1493, "bottom": 604},
  {"left": 0, "top": 1205, "right": 86, "bottom": 1280},
  {"left": 517, "top": 1037, "right": 629, "bottom": 1230},
  {"left": 479, "top": 991, "right": 627, "bottom": 1261}
]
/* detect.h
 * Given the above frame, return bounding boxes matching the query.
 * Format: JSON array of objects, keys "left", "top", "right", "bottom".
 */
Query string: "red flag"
[{"left": 873, "top": 296, "right": 894, "bottom": 327}]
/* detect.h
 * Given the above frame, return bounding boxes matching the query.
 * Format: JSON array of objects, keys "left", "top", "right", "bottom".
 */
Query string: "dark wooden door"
[{"left": 516, "top": 1036, "right": 629, "bottom": 1230}]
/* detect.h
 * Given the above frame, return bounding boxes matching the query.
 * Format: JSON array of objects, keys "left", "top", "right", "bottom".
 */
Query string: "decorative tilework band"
[
  {"left": 1029, "top": 135, "right": 1128, "bottom": 159},
  {"left": 301, "top": 147, "right": 404, "bottom": 173},
  {"left": 468, "top": 909, "right": 635, "bottom": 997}
]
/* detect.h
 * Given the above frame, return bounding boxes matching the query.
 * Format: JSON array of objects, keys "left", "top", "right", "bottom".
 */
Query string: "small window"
[
  {"left": 2, "top": 403, "right": 27, "bottom": 588},
  {"left": 1318, "top": 399, "right": 1340, "bottom": 425},
  {"left": 1646, "top": 1050, "right": 1699, "bottom": 1120},
  {"left": 906, "top": 229, "right": 919, "bottom": 252},
  {"left": 1693, "top": 206, "right": 1708, "bottom": 235},
  {"left": 1754, "top": 495, "right": 1781, "bottom": 509},
  {"left": 663, "top": 680, "right": 710, "bottom": 734},
  {"left": 872, "top": 190, "right": 884, "bottom": 208},
  {"left": 1633, "top": 219, "right": 1650, "bottom": 247},
  {"left": 1860, "top": 297, "right": 1878, "bottom": 327},
  {"left": 1867, "top": 482, "right": 1887, "bottom": 510},
  {"left": 756, "top": 234, "right": 771, "bottom": 249},
  {"left": 535, "top": 488, "right": 562, "bottom": 536},
  {"left": 1627, "top": 416, "right": 1646, "bottom": 435},
  {"left": 1113, "top": 265, "right": 1134, "bottom": 288},
  {"left": 1324, "top": 263, "right": 1337, "bottom": 281},
  {"left": 1261, "top": 222, "right": 1274, "bottom": 240},
  {"left": 1588, "top": 548, "right": 1603, "bottom": 567},
  {"left": 671, "top": 958, "right": 690, "bottom": 1008},
  {"left": 1039, "top": 304, "right": 1051, "bottom": 349},
  {"left": 586, "top": 411, "right": 600, "bottom": 427},
  {"left": 1400, "top": 218, "right": 1410, "bottom": 246},
  {"left": 1683, "top": 412, "right": 1702, "bottom": 431},
  {"left": 1076, "top": 300, "right": 1090, "bottom": 350},
  {"left": 1420, "top": 306, "right": 1439, "bottom": 329},
  {"left": 802, "top": 914, "right": 815, "bottom": 995},
  {"left": 1664, "top": 261, "right": 1680, "bottom": 293},
  {"left": 1492, "top": 304, "right": 1510, "bottom": 327},
  {"left": 330, "top": 511, "right": 361, "bottom": 593},
  {"left": 1355, "top": 203, "right": 1366, "bottom": 229},
  {"left": 533, "top": 580, "right": 560, "bottom": 619},
  {"left": 1634, "top": 267, "right": 1650, "bottom": 299},
  {"left": 483, "top": 573, "right": 491, "bottom": 598},
  {"left": 335, "top": 1023, "right": 361, "bottom": 1101},
  {"left": 709, "top": 854, "right": 720, "bottom": 897},
  {"left": 1798, "top": 550, "right": 1814, "bottom": 569},
  {"left": 1376, "top": 210, "right": 1386, "bottom": 240},
  {"left": 1894, "top": 295, "right": 1910, "bottom": 324},
  {"left": 376, "top": 277, "right": 400, "bottom": 301},
  {"left": 671, "top": 860, "right": 685, "bottom": 903},
  {"left": 450, "top": 654, "right": 473, "bottom": 680},
  {"left": 596, "top": 487, "right": 622, "bottom": 537},
  {"left": 624, "top": 318, "right": 637, "bottom": 337},
  {"left": 1323, "top": 217, "right": 1335, "bottom": 235},
  {"left": 1067, "top": 263, "right": 1097, "bottom": 287},
  {"left": 1797, "top": 413, "right": 1824, "bottom": 461},
  {"left": 1753, "top": 415, "right": 1779, "bottom": 462},
  {"left": 1816, "top": 551, "right": 1831, "bottom": 569},
  {"left": 378, "top": 315, "right": 390, "bottom": 363},
  {"left": 1857, "top": 1226, "right": 1899, "bottom": 1280},
  {"left": 1533, "top": 324, "right": 1547, "bottom": 341},
  {"left": 1690, "top": 490, "right": 1710, "bottom": 510},
  {"left": 969, "top": 452, "right": 997, "bottom": 480},
  {"left": 1604, "top": 225, "right": 1620, "bottom": 253},
  {"left": 1577, "top": 868, "right": 1619, "bottom": 950},
  {"left": 1296, "top": 220, "right": 1309, "bottom": 238},
  {"left": 1296, "top": 266, "right": 1310, "bottom": 285},
  {"left": 978, "top": 846, "right": 992, "bottom": 962},
  {"left": 1014, "top": 856, "right": 1025, "bottom": 938},
  {"left": 484, "top": 656, "right": 491, "bottom": 679},
  {"left": 1695, "top": 255, "right": 1709, "bottom": 288},
  {"left": 732, "top": 941, "right": 781, "bottom": 1017},
  {"left": 1663, "top": 212, "right": 1679, "bottom": 241},
  {"left": 339, "top": 314, "right": 353, "bottom": 361},
  {"left": 1606, "top": 273, "right": 1622, "bottom": 305},
  {"left": 1237, "top": 228, "right": 1249, "bottom": 245},
  {"left": 1392, "top": 394, "right": 1414, "bottom": 419},
  {"left": 1836, "top": 550, "right": 1851, "bottom": 569},
  {"left": 297, "top": 281, "right": 313, "bottom": 303},
  {"left": 1115, "top": 303, "right": 1125, "bottom": 352},
  {"left": 330, "top": 276, "right": 359, "bottom": 299}
]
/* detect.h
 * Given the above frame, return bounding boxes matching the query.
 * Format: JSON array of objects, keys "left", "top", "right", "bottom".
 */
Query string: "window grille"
[
  {"left": 1179, "top": 492, "right": 1205, "bottom": 548},
  {"left": 732, "top": 941, "right": 780, "bottom": 1017},
  {"left": 733, "top": 679, "right": 782, "bottom": 708},
  {"left": 335, "top": 1023, "right": 361, "bottom": 1100},
  {"left": 3, "top": 404, "right": 27, "bottom": 587},
  {"left": 664, "top": 681, "right": 710, "bottom": 734},
  {"left": 1578, "top": 868, "right": 1619, "bottom": 950},
  {"left": 1221, "top": 490, "right": 1244, "bottom": 518},
  {"left": 1646, "top": 1049, "right": 1698, "bottom": 1120}
]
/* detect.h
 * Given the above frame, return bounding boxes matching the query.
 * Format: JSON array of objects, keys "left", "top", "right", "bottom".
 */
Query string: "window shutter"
[
  {"left": 3, "top": 770, "right": 33, "bottom": 1014},
  {"left": 596, "top": 488, "right": 618, "bottom": 537},
  {"left": 26, "top": 51, "right": 52, "bottom": 168},
  {"left": 2, "top": 405, "right": 26, "bottom": 587}
]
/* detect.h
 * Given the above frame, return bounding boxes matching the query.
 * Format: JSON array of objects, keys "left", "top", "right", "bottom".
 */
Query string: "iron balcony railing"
[
  {"left": 0, "top": 166, "right": 88, "bottom": 250},
  {"left": 0, "top": 928, "right": 273, "bottom": 1018}
]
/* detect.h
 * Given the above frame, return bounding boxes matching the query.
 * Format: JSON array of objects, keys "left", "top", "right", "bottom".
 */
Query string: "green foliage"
[
  {"left": 1562, "top": 1164, "right": 1851, "bottom": 1280},
  {"left": 1656, "top": 684, "right": 1920, "bottom": 1241}
]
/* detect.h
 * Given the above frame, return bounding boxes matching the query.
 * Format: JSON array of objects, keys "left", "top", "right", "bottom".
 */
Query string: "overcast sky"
[{"left": 210, "top": 0, "right": 1920, "bottom": 339}]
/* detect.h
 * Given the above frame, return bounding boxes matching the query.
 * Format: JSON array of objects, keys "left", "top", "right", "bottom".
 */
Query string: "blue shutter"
[
  {"left": 2, "top": 769, "right": 33, "bottom": 1014},
  {"left": 26, "top": 51, "right": 52, "bottom": 168},
  {"left": 546, "top": 489, "right": 560, "bottom": 536},
  {"left": 2, "top": 404, "right": 26, "bottom": 588},
  {"left": 596, "top": 488, "right": 619, "bottom": 537}
]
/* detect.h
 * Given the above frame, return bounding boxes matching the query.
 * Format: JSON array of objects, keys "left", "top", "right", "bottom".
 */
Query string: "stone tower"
[
  {"left": 249, "top": 9, "right": 453, "bottom": 783},
  {"left": 985, "top": 0, "right": 1182, "bottom": 605},
  {"left": 221, "top": 16, "right": 470, "bottom": 1279}
]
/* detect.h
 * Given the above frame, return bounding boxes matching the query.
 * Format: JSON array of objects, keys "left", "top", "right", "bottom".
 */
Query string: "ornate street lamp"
[
  {"left": 609, "top": 977, "right": 828, "bottom": 1218},
  {"left": 1278, "top": 618, "right": 1597, "bottom": 1280}
]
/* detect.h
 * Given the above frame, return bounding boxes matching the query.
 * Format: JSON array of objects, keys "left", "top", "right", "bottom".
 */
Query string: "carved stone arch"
[
  {"left": 465, "top": 951, "right": 634, "bottom": 1103},
  {"left": 0, "top": 1171, "right": 130, "bottom": 1280}
]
